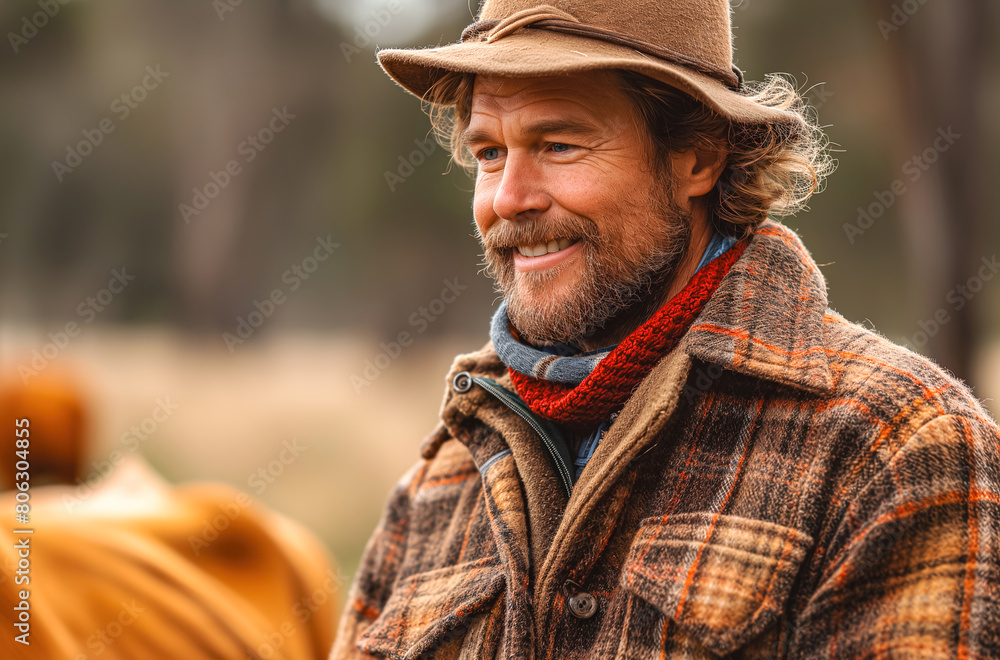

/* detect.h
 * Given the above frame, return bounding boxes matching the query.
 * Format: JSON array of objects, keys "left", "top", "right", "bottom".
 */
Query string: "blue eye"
[
  {"left": 552, "top": 143, "right": 571, "bottom": 153},
  {"left": 482, "top": 147, "right": 500, "bottom": 160}
]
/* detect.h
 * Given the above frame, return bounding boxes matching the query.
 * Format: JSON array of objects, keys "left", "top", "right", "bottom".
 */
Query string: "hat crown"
[{"left": 478, "top": 0, "right": 734, "bottom": 70}]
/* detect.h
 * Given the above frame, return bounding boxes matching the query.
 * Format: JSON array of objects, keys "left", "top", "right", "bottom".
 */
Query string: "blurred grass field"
[{"left": 1, "top": 326, "right": 490, "bottom": 588}]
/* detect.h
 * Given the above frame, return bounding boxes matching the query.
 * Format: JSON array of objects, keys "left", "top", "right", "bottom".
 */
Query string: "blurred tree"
[{"left": 873, "top": 0, "right": 993, "bottom": 383}]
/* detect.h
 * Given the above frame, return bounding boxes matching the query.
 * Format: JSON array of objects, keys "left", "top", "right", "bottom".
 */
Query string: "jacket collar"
[
  {"left": 684, "top": 220, "right": 834, "bottom": 394},
  {"left": 425, "top": 221, "right": 833, "bottom": 459}
]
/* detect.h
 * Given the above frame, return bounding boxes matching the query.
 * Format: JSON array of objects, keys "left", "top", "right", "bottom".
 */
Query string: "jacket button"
[
  {"left": 452, "top": 371, "right": 473, "bottom": 394},
  {"left": 568, "top": 591, "right": 598, "bottom": 619}
]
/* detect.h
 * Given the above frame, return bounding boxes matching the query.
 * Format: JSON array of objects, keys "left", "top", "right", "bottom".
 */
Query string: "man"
[{"left": 333, "top": 1, "right": 1000, "bottom": 658}]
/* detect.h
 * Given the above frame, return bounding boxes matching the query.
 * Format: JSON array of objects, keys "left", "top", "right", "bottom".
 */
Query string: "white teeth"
[{"left": 517, "top": 240, "right": 575, "bottom": 258}]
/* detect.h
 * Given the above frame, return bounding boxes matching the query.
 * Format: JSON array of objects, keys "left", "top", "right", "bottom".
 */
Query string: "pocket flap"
[
  {"left": 622, "top": 513, "right": 813, "bottom": 656},
  {"left": 358, "top": 557, "right": 506, "bottom": 659}
]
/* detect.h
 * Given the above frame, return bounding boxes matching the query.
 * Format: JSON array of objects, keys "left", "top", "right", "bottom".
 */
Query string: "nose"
[{"left": 491, "top": 151, "right": 551, "bottom": 221}]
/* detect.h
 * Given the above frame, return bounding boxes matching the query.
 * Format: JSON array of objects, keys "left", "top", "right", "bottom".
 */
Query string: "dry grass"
[{"left": 1, "top": 326, "right": 488, "bottom": 588}]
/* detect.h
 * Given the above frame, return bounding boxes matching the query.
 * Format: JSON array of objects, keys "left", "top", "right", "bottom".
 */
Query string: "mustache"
[{"left": 479, "top": 216, "right": 600, "bottom": 252}]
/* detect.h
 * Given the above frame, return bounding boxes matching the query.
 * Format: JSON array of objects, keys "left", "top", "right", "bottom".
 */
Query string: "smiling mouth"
[{"left": 515, "top": 238, "right": 577, "bottom": 258}]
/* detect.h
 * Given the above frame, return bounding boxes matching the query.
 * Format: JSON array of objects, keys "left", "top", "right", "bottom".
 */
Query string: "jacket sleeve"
[
  {"left": 329, "top": 459, "right": 425, "bottom": 660},
  {"left": 792, "top": 413, "right": 1000, "bottom": 658}
]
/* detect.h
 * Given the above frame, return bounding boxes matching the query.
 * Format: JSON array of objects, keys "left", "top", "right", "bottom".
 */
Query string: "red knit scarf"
[{"left": 509, "top": 240, "right": 746, "bottom": 431}]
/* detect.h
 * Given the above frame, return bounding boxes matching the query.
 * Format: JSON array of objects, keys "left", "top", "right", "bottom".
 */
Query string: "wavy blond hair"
[{"left": 422, "top": 69, "right": 834, "bottom": 239}]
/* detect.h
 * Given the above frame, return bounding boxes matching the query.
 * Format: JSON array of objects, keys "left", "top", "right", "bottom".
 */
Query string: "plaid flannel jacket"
[{"left": 331, "top": 221, "right": 1000, "bottom": 659}]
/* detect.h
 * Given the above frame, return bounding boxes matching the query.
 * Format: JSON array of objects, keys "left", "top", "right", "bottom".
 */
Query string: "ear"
[{"left": 670, "top": 147, "right": 729, "bottom": 205}]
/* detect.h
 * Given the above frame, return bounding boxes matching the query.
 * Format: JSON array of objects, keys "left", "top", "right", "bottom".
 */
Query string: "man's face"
[{"left": 465, "top": 71, "right": 692, "bottom": 347}]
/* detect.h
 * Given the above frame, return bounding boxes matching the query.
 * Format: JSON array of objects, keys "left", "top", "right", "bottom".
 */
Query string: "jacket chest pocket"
[
  {"left": 357, "top": 557, "right": 506, "bottom": 660},
  {"left": 613, "top": 513, "right": 813, "bottom": 658}
]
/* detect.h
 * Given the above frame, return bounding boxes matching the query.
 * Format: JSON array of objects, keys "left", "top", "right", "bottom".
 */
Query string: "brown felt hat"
[{"left": 377, "top": 0, "right": 802, "bottom": 127}]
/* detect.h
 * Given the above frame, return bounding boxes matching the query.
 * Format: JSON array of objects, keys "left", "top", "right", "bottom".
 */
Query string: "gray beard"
[{"left": 481, "top": 200, "right": 693, "bottom": 348}]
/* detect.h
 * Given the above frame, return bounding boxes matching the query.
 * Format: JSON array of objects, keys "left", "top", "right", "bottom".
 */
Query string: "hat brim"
[{"left": 377, "top": 30, "right": 800, "bottom": 126}]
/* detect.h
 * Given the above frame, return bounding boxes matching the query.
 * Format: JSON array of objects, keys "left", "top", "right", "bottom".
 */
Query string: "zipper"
[
  {"left": 478, "top": 448, "right": 512, "bottom": 475},
  {"left": 472, "top": 376, "right": 575, "bottom": 499}
]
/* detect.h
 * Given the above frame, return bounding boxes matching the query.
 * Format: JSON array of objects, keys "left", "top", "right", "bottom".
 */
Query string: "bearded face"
[{"left": 466, "top": 73, "right": 695, "bottom": 348}]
